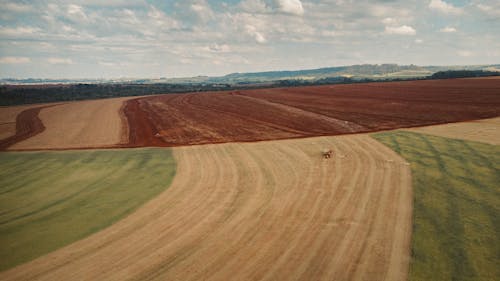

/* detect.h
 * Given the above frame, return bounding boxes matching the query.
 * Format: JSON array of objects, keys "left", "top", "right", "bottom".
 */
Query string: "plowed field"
[
  {"left": 0, "top": 135, "right": 412, "bottom": 281},
  {"left": 126, "top": 78, "right": 500, "bottom": 147}
]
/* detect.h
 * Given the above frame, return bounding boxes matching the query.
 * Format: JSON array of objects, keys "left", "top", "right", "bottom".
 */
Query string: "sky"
[{"left": 0, "top": 0, "right": 499, "bottom": 79}]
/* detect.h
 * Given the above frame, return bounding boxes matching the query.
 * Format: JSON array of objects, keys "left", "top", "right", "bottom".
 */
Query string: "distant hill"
[{"left": 1, "top": 64, "right": 499, "bottom": 85}]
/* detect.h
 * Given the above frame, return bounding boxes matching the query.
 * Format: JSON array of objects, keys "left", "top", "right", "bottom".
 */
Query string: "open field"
[
  {"left": 0, "top": 148, "right": 175, "bottom": 271},
  {"left": 373, "top": 131, "right": 500, "bottom": 281},
  {"left": 0, "top": 104, "right": 43, "bottom": 140},
  {"left": 0, "top": 104, "right": 56, "bottom": 149},
  {"left": 0, "top": 134, "right": 412, "bottom": 281},
  {"left": 126, "top": 78, "right": 500, "bottom": 147},
  {"left": 405, "top": 117, "right": 500, "bottom": 145},
  {"left": 9, "top": 97, "right": 131, "bottom": 150},
  {"left": 0, "top": 78, "right": 498, "bottom": 150}
]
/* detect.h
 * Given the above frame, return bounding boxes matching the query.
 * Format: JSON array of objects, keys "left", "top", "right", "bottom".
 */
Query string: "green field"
[
  {"left": 0, "top": 148, "right": 176, "bottom": 271},
  {"left": 373, "top": 131, "right": 499, "bottom": 281}
]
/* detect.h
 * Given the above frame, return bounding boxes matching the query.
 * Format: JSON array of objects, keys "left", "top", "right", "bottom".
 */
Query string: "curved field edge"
[
  {"left": 0, "top": 135, "right": 412, "bottom": 281},
  {"left": 0, "top": 105, "right": 49, "bottom": 150},
  {"left": 0, "top": 148, "right": 176, "bottom": 271},
  {"left": 372, "top": 131, "right": 500, "bottom": 281}
]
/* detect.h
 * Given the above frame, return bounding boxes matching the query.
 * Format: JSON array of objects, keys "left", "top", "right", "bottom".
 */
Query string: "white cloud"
[
  {"left": 440, "top": 26, "right": 457, "bottom": 32},
  {"left": 415, "top": 38, "right": 424, "bottom": 44},
  {"left": 190, "top": 0, "right": 215, "bottom": 22},
  {"left": 384, "top": 25, "right": 416, "bottom": 35},
  {"left": 206, "top": 43, "right": 231, "bottom": 53},
  {"left": 429, "top": 0, "right": 463, "bottom": 15},
  {"left": 0, "top": 26, "right": 40, "bottom": 36},
  {"left": 457, "top": 50, "right": 473, "bottom": 57},
  {"left": 245, "top": 25, "right": 267, "bottom": 43},
  {"left": 47, "top": 57, "right": 74, "bottom": 64},
  {"left": 0, "top": 56, "right": 31, "bottom": 64},
  {"left": 3, "top": 2, "right": 34, "bottom": 13},
  {"left": 382, "top": 17, "right": 397, "bottom": 25},
  {"left": 66, "top": 4, "right": 89, "bottom": 22},
  {"left": 277, "top": 0, "right": 304, "bottom": 16},
  {"left": 476, "top": 3, "right": 500, "bottom": 18},
  {"left": 239, "top": 0, "right": 269, "bottom": 13}
]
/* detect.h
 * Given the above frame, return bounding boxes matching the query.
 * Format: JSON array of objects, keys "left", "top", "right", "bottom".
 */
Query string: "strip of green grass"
[
  {"left": 372, "top": 131, "right": 499, "bottom": 281},
  {"left": 0, "top": 148, "right": 175, "bottom": 271}
]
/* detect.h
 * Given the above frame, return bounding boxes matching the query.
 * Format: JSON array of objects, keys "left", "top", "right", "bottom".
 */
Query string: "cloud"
[
  {"left": 239, "top": 0, "right": 269, "bottom": 13},
  {"left": 476, "top": 3, "right": 500, "bottom": 18},
  {"left": 245, "top": 24, "right": 267, "bottom": 43},
  {"left": 440, "top": 26, "right": 456, "bottom": 32},
  {"left": 0, "top": 56, "right": 31, "bottom": 64},
  {"left": 190, "top": 0, "right": 215, "bottom": 22},
  {"left": 47, "top": 58, "right": 74, "bottom": 64},
  {"left": 384, "top": 25, "right": 416, "bottom": 35},
  {"left": 429, "top": 0, "right": 463, "bottom": 15},
  {"left": 206, "top": 43, "right": 231, "bottom": 53},
  {"left": 277, "top": 0, "right": 304, "bottom": 16},
  {"left": 66, "top": 4, "right": 89, "bottom": 23},
  {"left": 457, "top": 50, "right": 473, "bottom": 57},
  {"left": 415, "top": 38, "right": 424, "bottom": 44},
  {"left": 2, "top": 2, "right": 34, "bottom": 13},
  {"left": 0, "top": 26, "right": 40, "bottom": 37}
]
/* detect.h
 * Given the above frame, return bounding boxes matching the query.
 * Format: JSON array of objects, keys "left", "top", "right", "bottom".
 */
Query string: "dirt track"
[
  {"left": 0, "top": 135, "right": 412, "bottom": 281},
  {"left": 405, "top": 117, "right": 500, "bottom": 145},
  {"left": 10, "top": 98, "right": 130, "bottom": 150},
  {"left": 126, "top": 78, "right": 500, "bottom": 147}
]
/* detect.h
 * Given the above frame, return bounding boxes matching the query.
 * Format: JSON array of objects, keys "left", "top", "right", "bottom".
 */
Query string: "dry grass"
[
  {"left": 405, "top": 117, "right": 500, "bottom": 145},
  {"left": 1, "top": 134, "right": 412, "bottom": 281},
  {"left": 10, "top": 98, "right": 131, "bottom": 150}
]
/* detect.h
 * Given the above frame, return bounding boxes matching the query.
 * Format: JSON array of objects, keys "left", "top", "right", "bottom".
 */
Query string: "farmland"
[
  {"left": 373, "top": 131, "right": 499, "bottom": 281},
  {"left": 10, "top": 98, "right": 131, "bottom": 150},
  {"left": 126, "top": 78, "right": 500, "bottom": 147},
  {"left": 0, "top": 135, "right": 412, "bottom": 280},
  {"left": 0, "top": 77, "right": 499, "bottom": 280},
  {"left": 0, "top": 148, "right": 175, "bottom": 271}
]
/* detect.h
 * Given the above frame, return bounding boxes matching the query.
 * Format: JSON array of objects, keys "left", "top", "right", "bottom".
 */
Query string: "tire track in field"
[{"left": 0, "top": 134, "right": 412, "bottom": 281}]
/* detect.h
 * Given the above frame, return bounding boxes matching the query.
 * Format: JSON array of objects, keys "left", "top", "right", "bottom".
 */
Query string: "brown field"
[
  {"left": 0, "top": 105, "right": 55, "bottom": 150},
  {"left": 126, "top": 78, "right": 500, "bottom": 147},
  {"left": 0, "top": 134, "right": 412, "bottom": 281},
  {"left": 405, "top": 117, "right": 500, "bottom": 145},
  {"left": 0, "top": 104, "right": 46, "bottom": 141},
  {"left": 9, "top": 98, "right": 131, "bottom": 150}
]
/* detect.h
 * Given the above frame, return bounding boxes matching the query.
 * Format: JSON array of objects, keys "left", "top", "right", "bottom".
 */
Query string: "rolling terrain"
[{"left": 0, "top": 135, "right": 412, "bottom": 281}]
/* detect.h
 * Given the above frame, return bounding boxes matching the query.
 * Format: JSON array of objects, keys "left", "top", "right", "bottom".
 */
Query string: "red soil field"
[
  {"left": 0, "top": 106, "right": 48, "bottom": 150},
  {"left": 125, "top": 78, "right": 500, "bottom": 147}
]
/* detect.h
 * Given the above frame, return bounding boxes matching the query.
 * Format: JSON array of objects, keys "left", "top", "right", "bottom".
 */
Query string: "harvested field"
[
  {"left": 126, "top": 78, "right": 500, "bottom": 147},
  {"left": 0, "top": 105, "right": 40, "bottom": 140},
  {"left": 10, "top": 97, "right": 131, "bottom": 150},
  {"left": 405, "top": 117, "right": 500, "bottom": 145},
  {"left": 0, "top": 105, "right": 51, "bottom": 150},
  {"left": 0, "top": 135, "right": 412, "bottom": 281},
  {"left": 373, "top": 131, "right": 500, "bottom": 281}
]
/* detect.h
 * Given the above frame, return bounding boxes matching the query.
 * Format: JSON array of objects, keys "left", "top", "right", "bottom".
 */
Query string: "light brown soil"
[
  {"left": 10, "top": 98, "right": 131, "bottom": 150},
  {"left": 405, "top": 117, "right": 500, "bottom": 145},
  {"left": 0, "top": 134, "right": 412, "bottom": 281},
  {"left": 0, "top": 105, "right": 44, "bottom": 140}
]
